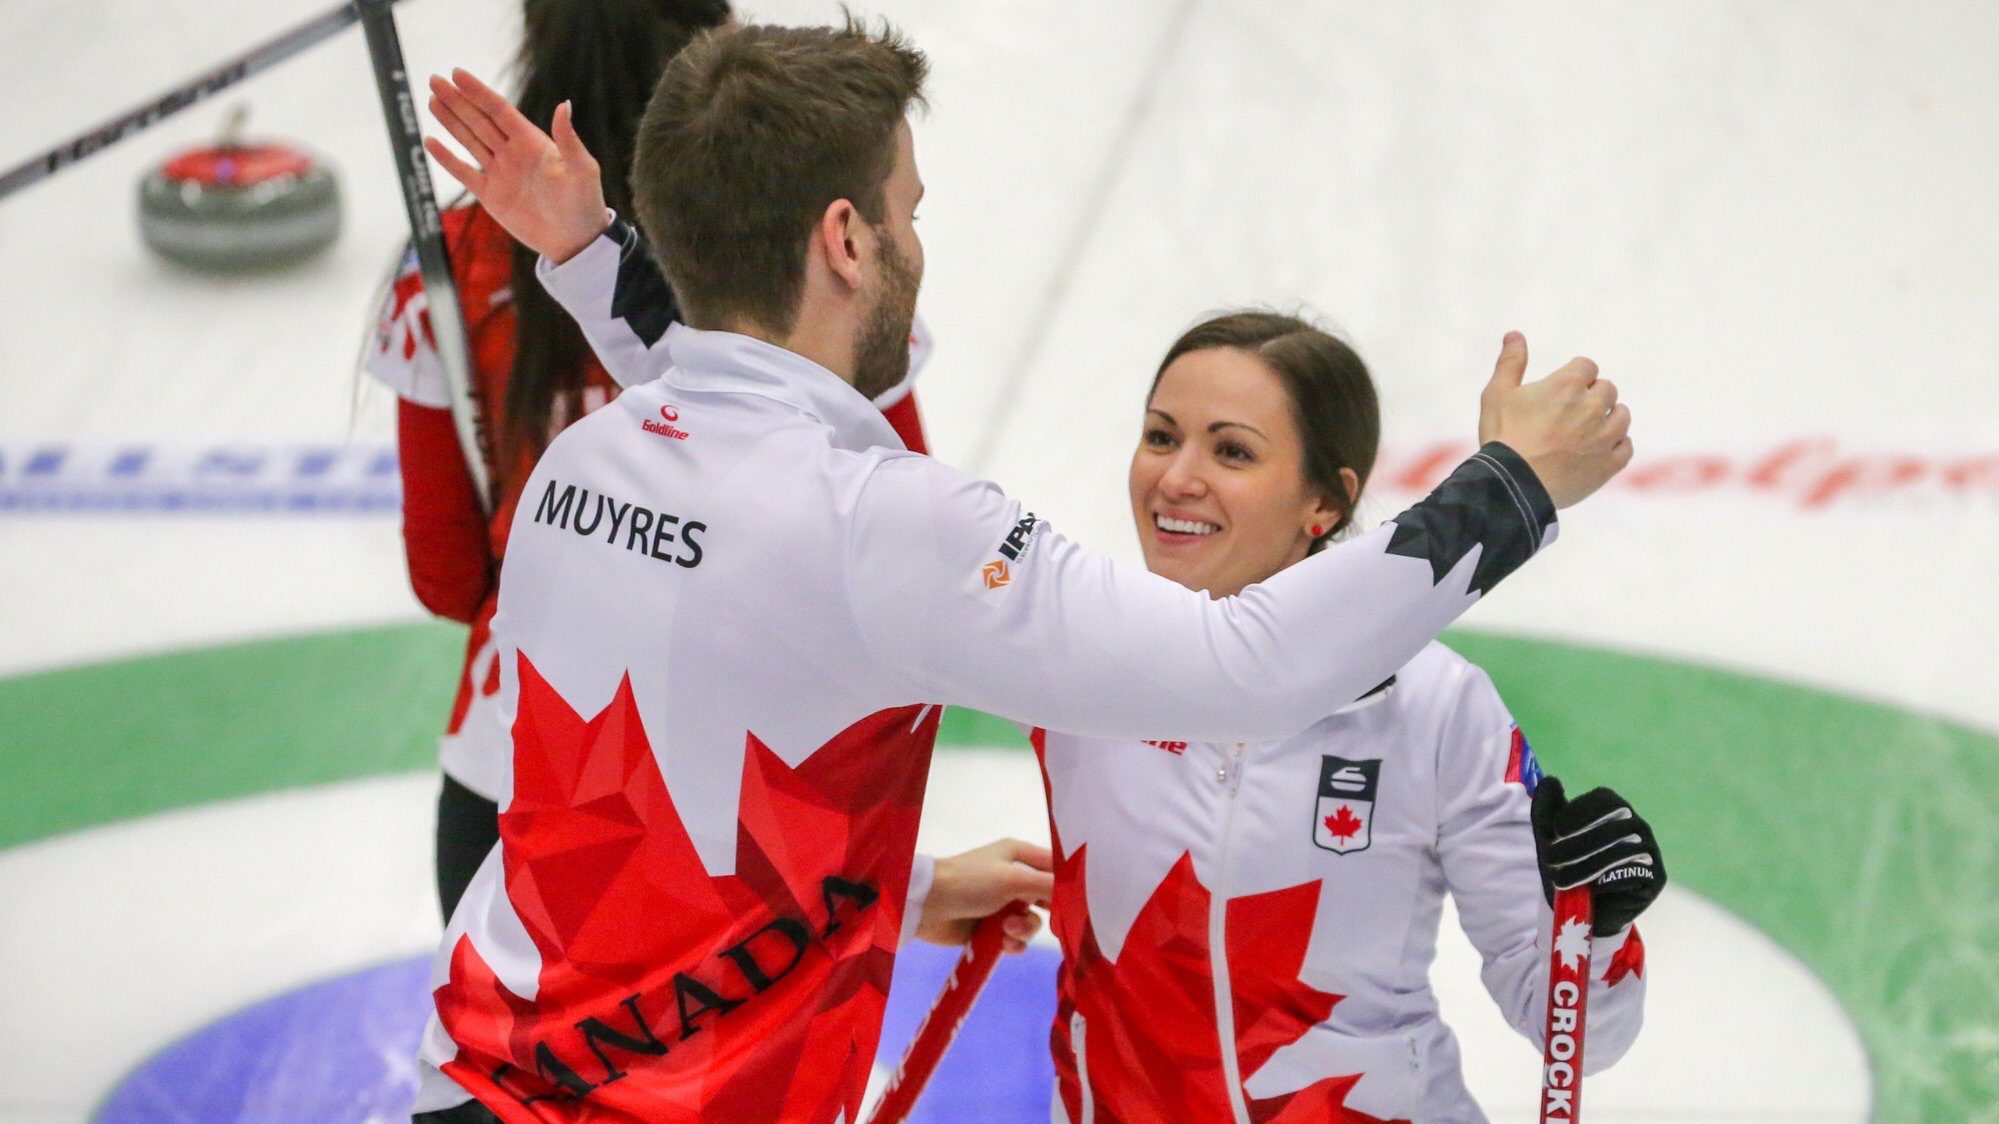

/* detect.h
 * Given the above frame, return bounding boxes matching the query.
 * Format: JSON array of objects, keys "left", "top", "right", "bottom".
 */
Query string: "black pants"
[
  {"left": 435, "top": 773, "right": 500, "bottom": 921},
  {"left": 413, "top": 1100, "right": 504, "bottom": 1124}
]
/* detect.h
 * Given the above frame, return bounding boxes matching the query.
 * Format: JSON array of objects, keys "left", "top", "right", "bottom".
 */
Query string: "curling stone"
[{"left": 137, "top": 139, "right": 341, "bottom": 270}]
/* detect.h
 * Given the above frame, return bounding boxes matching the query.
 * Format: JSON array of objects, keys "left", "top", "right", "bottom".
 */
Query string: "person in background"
[{"left": 366, "top": 0, "right": 933, "bottom": 919}]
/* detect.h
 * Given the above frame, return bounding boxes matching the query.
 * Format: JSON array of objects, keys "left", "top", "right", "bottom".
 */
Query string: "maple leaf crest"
[
  {"left": 1554, "top": 917, "right": 1593, "bottom": 972},
  {"left": 1043, "top": 845, "right": 1402, "bottom": 1124},
  {"left": 434, "top": 653, "right": 938, "bottom": 1122},
  {"left": 1323, "top": 804, "right": 1364, "bottom": 841}
]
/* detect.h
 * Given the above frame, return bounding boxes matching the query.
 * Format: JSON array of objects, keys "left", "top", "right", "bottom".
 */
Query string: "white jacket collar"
[{"left": 661, "top": 323, "right": 905, "bottom": 454}]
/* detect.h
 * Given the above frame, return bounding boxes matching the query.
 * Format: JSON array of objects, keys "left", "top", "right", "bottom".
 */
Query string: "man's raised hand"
[
  {"left": 424, "top": 68, "right": 609, "bottom": 265},
  {"left": 1478, "top": 332, "right": 1634, "bottom": 508}
]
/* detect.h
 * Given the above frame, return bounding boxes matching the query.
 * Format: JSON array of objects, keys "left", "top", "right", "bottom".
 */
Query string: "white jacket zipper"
[{"left": 1208, "top": 741, "right": 1254, "bottom": 1124}]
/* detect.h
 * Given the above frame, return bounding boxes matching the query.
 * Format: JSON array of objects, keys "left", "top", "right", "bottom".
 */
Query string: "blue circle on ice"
[{"left": 95, "top": 943, "right": 1061, "bottom": 1123}]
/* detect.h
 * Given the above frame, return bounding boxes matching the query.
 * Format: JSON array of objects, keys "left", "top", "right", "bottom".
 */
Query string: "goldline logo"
[{"left": 644, "top": 404, "right": 690, "bottom": 441}]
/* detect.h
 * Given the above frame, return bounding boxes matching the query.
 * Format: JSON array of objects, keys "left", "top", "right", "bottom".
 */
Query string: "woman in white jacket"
[{"left": 924, "top": 312, "right": 1664, "bottom": 1124}]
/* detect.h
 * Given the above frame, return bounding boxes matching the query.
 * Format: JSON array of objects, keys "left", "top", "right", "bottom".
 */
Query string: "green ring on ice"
[{"left": 2, "top": 623, "right": 1991, "bottom": 1116}]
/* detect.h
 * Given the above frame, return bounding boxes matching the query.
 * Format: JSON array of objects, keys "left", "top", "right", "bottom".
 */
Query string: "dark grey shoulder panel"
[
  {"left": 1385, "top": 442, "right": 1556, "bottom": 596},
  {"left": 608, "top": 218, "right": 680, "bottom": 348}
]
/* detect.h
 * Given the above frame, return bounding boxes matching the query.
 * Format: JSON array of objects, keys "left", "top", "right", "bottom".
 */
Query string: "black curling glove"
[{"left": 1531, "top": 775, "right": 1665, "bottom": 938}]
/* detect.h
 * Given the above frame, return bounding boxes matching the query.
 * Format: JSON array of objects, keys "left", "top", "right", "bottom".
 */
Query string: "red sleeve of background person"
[
  {"left": 394, "top": 205, "right": 618, "bottom": 621},
  {"left": 881, "top": 390, "right": 928, "bottom": 454},
  {"left": 396, "top": 399, "right": 492, "bottom": 624}
]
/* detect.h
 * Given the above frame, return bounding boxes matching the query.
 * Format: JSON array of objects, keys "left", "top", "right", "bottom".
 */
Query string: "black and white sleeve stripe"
[
  {"left": 606, "top": 217, "right": 680, "bottom": 349},
  {"left": 1384, "top": 442, "right": 1557, "bottom": 597}
]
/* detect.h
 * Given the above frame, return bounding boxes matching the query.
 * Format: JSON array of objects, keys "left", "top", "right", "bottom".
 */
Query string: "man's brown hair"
[{"left": 630, "top": 18, "right": 928, "bottom": 335}]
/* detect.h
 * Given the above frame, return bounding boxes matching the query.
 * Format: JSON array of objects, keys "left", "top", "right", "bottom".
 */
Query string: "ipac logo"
[
  {"left": 976, "top": 513, "right": 1040, "bottom": 593},
  {"left": 643, "top": 404, "right": 690, "bottom": 441},
  {"left": 996, "top": 513, "right": 1040, "bottom": 561}
]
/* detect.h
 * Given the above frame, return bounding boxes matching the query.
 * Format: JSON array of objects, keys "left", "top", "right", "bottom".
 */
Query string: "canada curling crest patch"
[{"left": 1313, "top": 755, "right": 1380, "bottom": 854}]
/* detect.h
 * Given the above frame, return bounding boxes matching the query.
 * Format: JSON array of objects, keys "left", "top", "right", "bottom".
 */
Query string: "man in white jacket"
[{"left": 410, "top": 20, "right": 1632, "bottom": 1123}]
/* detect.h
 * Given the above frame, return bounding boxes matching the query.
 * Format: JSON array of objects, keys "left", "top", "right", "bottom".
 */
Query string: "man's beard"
[{"left": 852, "top": 232, "right": 919, "bottom": 401}]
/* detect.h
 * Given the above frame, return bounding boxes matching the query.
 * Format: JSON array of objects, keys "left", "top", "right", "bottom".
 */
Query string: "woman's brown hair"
[{"left": 502, "top": 0, "right": 732, "bottom": 463}]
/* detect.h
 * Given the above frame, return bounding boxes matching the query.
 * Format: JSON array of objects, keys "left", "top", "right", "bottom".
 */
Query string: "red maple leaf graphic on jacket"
[
  {"left": 433, "top": 654, "right": 938, "bottom": 1122},
  {"left": 1323, "top": 805, "right": 1363, "bottom": 841},
  {"left": 1044, "top": 848, "right": 1403, "bottom": 1124}
]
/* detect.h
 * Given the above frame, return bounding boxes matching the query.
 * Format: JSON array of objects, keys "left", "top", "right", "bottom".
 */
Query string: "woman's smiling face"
[{"left": 1128, "top": 346, "right": 1348, "bottom": 599}]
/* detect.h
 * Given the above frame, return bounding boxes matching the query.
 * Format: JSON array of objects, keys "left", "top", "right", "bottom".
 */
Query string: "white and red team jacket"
[
  {"left": 1030, "top": 644, "right": 1646, "bottom": 1124},
  {"left": 365, "top": 208, "right": 930, "bottom": 802},
  {"left": 413, "top": 216, "right": 1568, "bottom": 1122}
]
